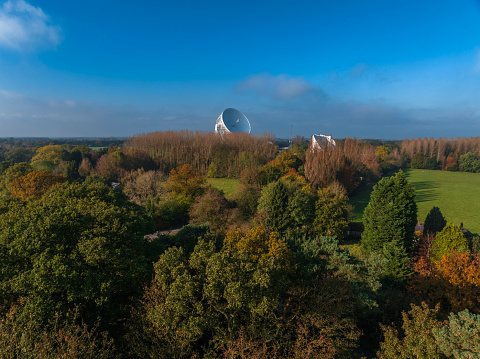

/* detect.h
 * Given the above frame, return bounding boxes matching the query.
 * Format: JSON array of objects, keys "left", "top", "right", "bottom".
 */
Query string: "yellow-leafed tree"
[
  {"left": 11, "top": 170, "right": 66, "bottom": 201},
  {"left": 223, "top": 226, "right": 294, "bottom": 271}
]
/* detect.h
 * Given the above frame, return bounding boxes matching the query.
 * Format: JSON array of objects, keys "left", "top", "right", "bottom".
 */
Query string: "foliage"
[
  {"left": 234, "top": 184, "right": 261, "bottom": 219},
  {"left": 411, "top": 152, "right": 427, "bottom": 169},
  {"left": 445, "top": 156, "right": 459, "bottom": 171},
  {"left": 257, "top": 175, "right": 316, "bottom": 234},
  {"left": 0, "top": 181, "right": 152, "bottom": 330},
  {"left": 432, "top": 223, "right": 468, "bottom": 260},
  {"left": 223, "top": 227, "right": 294, "bottom": 270},
  {"left": 377, "top": 302, "right": 445, "bottom": 359},
  {"left": 361, "top": 170, "right": 417, "bottom": 253},
  {"left": 262, "top": 149, "right": 302, "bottom": 182},
  {"left": 131, "top": 234, "right": 365, "bottom": 358},
  {"left": 423, "top": 206, "right": 447, "bottom": 235},
  {"left": 31, "top": 145, "right": 65, "bottom": 172},
  {"left": 132, "top": 239, "right": 291, "bottom": 358},
  {"left": 146, "top": 195, "right": 190, "bottom": 230},
  {"left": 312, "top": 188, "right": 348, "bottom": 240},
  {"left": 10, "top": 170, "right": 66, "bottom": 201},
  {"left": 125, "top": 131, "right": 277, "bottom": 177},
  {"left": 0, "top": 162, "right": 33, "bottom": 197},
  {"left": 165, "top": 163, "right": 205, "bottom": 199},
  {"left": 121, "top": 168, "right": 166, "bottom": 205},
  {"left": 0, "top": 304, "right": 114, "bottom": 358},
  {"left": 433, "top": 309, "right": 480, "bottom": 358},
  {"left": 258, "top": 180, "right": 291, "bottom": 233},
  {"left": 409, "top": 248, "right": 480, "bottom": 315},
  {"left": 381, "top": 238, "right": 413, "bottom": 285},
  {"left": 189, "top": 186, "right": 231, "bottom": 231},
  {"left": 78, "top": 157, "right": 94, "bottom": 177},
  {"left": 95, "top": 150, "right": 126, "bottom": 181},
  {"left": 459, "top": 152, "right": 480, "bottom": 173}
]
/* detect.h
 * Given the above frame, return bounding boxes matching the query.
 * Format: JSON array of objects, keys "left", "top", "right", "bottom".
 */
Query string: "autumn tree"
[
  {"left": 445, "top": 156, "right": 459, "bottom": 171},
  {"left": 165, "top": 164, "right": 205, "bottom": 199},
  {"left": 377, "top": 303, "right": 444, "bottom": 359},
  {"left": 423, "top": 206, "right": 447, "bottom": 235},
  {"left": 409, "top": 249, "right": 480, "bottom": 315},
  {"left": 0, "top": 162, "right": 33, "bottom": 197},
  {"left": 223, "top": 226, "right": 294, "bottom": 269},
  {"left": 10, "top": 170, "right": 66, "bottom": 201},
  {"left": 121, "top": 168, "right": 166, "bottom": 205},
  {"left": 30, "top": 145, "right": 65, "bottom": 172},
  {"left": 189, "top": 187, "right": 231, "bottom": 232}
]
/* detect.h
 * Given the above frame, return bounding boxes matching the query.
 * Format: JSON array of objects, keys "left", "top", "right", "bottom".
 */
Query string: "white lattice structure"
[{"left": 311, "top": 134, "right": 336, "bottom": 150}]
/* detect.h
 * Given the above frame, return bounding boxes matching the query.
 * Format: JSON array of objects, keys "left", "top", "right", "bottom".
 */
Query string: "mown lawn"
[
  {"left": 349, "top": 169, "right": 480, "bottom": 236},
  {"left": 206, "top": 178, "right": 240, "bottom": 199}
]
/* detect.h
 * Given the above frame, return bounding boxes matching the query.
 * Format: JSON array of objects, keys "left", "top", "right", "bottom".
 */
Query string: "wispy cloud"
[
  {"left": 0, "top": 0, "right": 61, "bottom": 51},
  {"left": 236, "top": 73, "right": 318, "bottom": 100},
  {"left": 475, "top": 48, "right": 480, "bottom": 72}
]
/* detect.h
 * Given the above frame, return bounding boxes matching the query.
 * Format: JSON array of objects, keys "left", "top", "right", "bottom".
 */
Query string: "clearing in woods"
[{"left": 349, "top": 169, "right": 480, "bottom": 236}]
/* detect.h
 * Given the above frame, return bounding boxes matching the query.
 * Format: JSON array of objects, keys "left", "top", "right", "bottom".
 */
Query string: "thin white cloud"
[
  {"left": 475, "top": 48, "right": 480, "bottom": 72},
  {"left": 0, "top": 0, "right": 61, "bottom": 51},
  {"left": 236, "top": 73, "right": 315, "bottom": 100}
]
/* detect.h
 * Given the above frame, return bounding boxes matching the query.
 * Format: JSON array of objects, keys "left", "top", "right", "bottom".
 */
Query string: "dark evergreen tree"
[
  {"left": 381, "top": 238, "right": 413, "bottom": 284},
  {"left": 268, "top": 180, "right": 290, "bottom": 233},
  {"left": 423, "top": 206, "right": 447, "bottom": 235},
  {"left": 361, "top": 170, "right": 417, "bottom": 253}
]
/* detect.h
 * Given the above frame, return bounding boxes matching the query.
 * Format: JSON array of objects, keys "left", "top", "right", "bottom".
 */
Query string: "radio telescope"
[
  {"left": 311, "top": 134, "right": 336, "bottom": 150},
  {"left": 215, "top": 108, "right": 251, "bottom": 134}
]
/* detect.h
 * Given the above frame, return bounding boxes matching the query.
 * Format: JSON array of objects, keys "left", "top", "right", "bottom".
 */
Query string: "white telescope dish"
[{"left": 215, "top": 108, "right": 251, "bottom": 134}]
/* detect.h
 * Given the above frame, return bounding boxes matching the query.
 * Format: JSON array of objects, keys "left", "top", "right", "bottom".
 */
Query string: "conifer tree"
[
  {"left": 268, "top": 180, "right": 290, "bottom": 233},
  {"left": 423, "top": 206, "right": 447, "bottom": 235},
  {"left": 432, "top": 223, "right": 468, "bottom": 260},
  {"left": 433, "top": 309, "right": 480, "bottom": 358},
  {"left": 361, "top": 170, "right": 417, "bottom": 253}
]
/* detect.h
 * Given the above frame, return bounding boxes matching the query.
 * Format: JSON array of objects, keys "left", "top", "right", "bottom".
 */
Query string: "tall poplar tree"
[{"left": 361, "top": 170, "right": 417, "bottom": 253}]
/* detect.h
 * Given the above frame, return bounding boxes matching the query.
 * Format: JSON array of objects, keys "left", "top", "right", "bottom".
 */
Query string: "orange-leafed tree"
[
  {"left": 165, "top": 164, "right": 205, "bottom": 198},
  {"left": 11, "top": 170, "right": 66, "bottom": 201},
  {"left": 409, "top": 246, "right": 480, "bottom": 314},
  {"left": 444, "top": 156, "right": 458, "bottom": 171}
]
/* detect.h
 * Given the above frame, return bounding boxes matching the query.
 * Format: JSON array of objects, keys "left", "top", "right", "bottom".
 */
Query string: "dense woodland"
[{"left": 0, "top": 132, "right": 479, "bottom": 358}]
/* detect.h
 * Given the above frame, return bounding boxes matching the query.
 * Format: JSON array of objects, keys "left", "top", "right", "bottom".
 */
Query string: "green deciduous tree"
[
  {"left": 0, "top": 181, "right": 152, "bottom": 330},
  {"left": 459, "top": 152, "right": 480, "bottom": 173},
  {"left": 361, "top": 170, "right": 417, "bottom": 253}
]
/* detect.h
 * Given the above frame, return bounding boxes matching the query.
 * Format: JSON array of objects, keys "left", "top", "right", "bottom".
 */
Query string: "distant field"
[
  {"left": 349, "top": 169, "right": 480, "bottom": 235},
  {"left": 206, "top": 178, "right": 240, "bottom": 199}
]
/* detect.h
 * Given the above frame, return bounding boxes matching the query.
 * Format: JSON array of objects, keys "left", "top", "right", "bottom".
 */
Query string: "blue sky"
[{"left": 1, "top": 0, "right": 480, "bottom": 139}]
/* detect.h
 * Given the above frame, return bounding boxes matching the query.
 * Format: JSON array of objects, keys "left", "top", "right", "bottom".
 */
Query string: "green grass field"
[
  {"left": 206, "top": 178, "right": 240, "bottom": 199},
  {"left": 349, "top": 169, "right": 480, "bottom": 235}
]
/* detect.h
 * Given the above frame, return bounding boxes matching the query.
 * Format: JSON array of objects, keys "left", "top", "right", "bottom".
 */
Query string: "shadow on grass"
[{"left": 410, "top": 180, "right": 440, "bottom": 203}]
